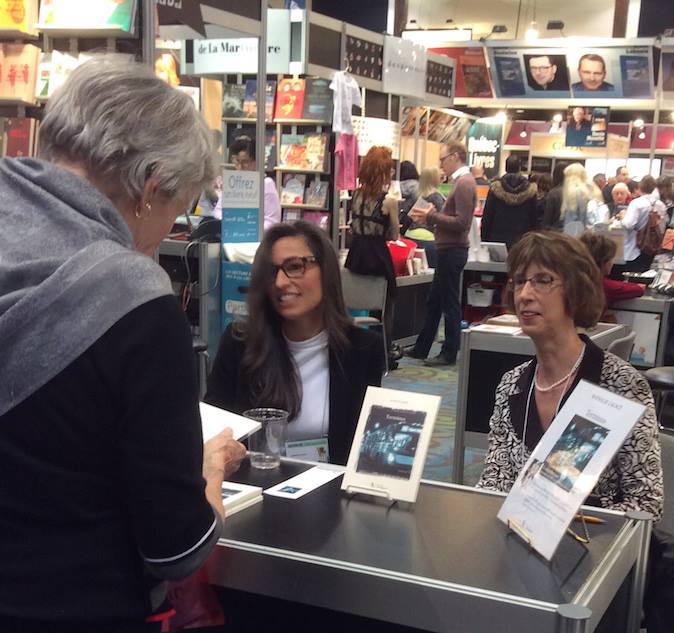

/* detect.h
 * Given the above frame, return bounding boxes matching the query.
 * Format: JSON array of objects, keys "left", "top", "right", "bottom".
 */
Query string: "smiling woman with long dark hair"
[{"left": 205, "top": 221, "right": 384, "bottom": 465}]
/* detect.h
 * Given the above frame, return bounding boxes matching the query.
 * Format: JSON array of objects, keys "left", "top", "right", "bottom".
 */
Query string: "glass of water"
[{"left": 243, "top": 408, "right": 288, "bottom": 469}]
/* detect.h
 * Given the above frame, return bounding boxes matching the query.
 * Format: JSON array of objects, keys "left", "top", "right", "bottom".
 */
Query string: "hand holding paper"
[{"left": 409, "top": 198, "right": 433, "bottom": 225}]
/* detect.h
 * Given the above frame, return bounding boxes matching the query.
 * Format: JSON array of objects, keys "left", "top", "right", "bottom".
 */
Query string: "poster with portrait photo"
[
  {"left": 342, "top": 387, "right": 440, "bottom": 503},
  {"left": 565, "top": 106, "right": 609, "bottom": 148},
  {"left": 497, "top": 380, "right": 645, "bottom": 560},
  {"left": 487, "top": 48, "right": 571, "bottom": 98},
  {"left": 568, "top": 47, "right": 654, "bottom": 98}
]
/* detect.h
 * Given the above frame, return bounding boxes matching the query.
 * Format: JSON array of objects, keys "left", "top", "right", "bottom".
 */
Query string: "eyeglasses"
[
  {"left": 439, "top": 152, "right": 453, "bottom": 163},
  {"left": 271, "top": 256, "right": 318, "bottom": 280},
  {"left": 530, "top": 65, "right": 552, "bottom": 72},
  {"left": 509, "top": 273, "right": 559, "bottom": 293}
]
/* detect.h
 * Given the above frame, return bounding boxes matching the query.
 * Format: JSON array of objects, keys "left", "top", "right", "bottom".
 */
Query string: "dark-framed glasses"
[
  {"left": 271, "top": 256, "right": 318, "bottom": 280},
  {"left": 508, "top": 273, "right": 558, "bottom": 293}
]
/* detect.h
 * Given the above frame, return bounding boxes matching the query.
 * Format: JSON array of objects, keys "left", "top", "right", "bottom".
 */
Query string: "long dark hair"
[{"left": 234, "top": 221, "right": 353, "bottom": 419}]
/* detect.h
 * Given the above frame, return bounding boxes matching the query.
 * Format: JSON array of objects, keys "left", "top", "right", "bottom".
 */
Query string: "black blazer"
[{"left": 205, "top": 324, "right": 384, "bottom": 465}]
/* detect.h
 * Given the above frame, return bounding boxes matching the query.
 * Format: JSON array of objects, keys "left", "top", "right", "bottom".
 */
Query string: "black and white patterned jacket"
[{"left": 476, "top": 336, "right": 664, "bottom": 521}]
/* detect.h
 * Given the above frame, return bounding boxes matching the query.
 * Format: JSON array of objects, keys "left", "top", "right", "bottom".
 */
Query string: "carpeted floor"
[{"left": 382, "top": 343, "right": 486, "bottom": 485}]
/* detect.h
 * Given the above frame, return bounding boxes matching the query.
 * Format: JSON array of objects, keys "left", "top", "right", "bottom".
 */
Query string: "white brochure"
[
  {"left": 200, "top": 402, "right": 261, "bottom": 442},
  {"left": 341, "top": 387, "right": 440, "bottom": 503},
  {"left": 264, "top": 466, "right": 344, "bottom": 500},
  {"left": 498, "top": 380, "right": 645, "bottom": 560}
]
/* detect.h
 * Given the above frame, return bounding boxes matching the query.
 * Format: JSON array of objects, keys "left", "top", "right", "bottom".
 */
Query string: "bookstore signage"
[
  {"left": 383, "top": 36, "right": 427, "bottom": 98},
  {"left": 191, "top": 10, "right": 290, "bottom": 74}
]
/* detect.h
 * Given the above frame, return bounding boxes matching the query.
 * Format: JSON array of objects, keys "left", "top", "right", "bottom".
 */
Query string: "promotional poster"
[
  {"left": 566, "top": 47, "right": 654, "bottom": 98},
  {"left": 487, "top": 48, "right": 571, "bottom": 99},
  {"left": 565, "top": 106, "right": 609, "bottom": 147},
  {"left": 467, "top": 121, "right": 503, "bottom": 180},
  {"left": 429, "top": 47, "right": 493, "bottom": 98}
]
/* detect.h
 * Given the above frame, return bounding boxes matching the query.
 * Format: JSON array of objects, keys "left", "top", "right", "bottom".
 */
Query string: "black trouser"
[
  {"left": 611, "top": 251, "right": 654, "bottom": 279},
  {"left": 412, "top": 246, "right": 468, "bottom": 361}
]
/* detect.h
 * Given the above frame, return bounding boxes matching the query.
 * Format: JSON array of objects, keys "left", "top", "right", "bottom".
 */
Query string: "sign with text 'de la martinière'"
[{"left": 190, "top": 9, "right": 290, "bottom": 74}]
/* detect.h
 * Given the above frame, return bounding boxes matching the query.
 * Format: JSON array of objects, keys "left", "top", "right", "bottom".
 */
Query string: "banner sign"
[
  {"left": 467, "top": 121, "right": 502, "bottom": 180},
  {"left": 383, "top": 35, "right": 427, "bottom": 97},
  {"left": 220, "top": 171, "right": 260, "bottom": 243},
  {"left": 221, "top": 262, "right": 251, "bottom": 330},
  {"left": 487, "top": 46, "right": 654, "bottom": 99},
  {"left": 429, "top": 47, "right": 492, "bottom": 98},
  {"left": 352, "top": 116, "right": 401, "bottom": 160},
  {"left": 426, "top": 58, "right": 454, "bottom": 99},
  {"left": 565, "top": 106, "right": 609, "bottom": 147},
  {"left": 345, "top": 35, "right": 384, "bottom": 82}
]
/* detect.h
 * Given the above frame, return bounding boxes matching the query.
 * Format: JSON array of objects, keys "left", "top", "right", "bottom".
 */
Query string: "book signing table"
[{"left": 205, "top": 460, "right": 650, "bottom": 633}]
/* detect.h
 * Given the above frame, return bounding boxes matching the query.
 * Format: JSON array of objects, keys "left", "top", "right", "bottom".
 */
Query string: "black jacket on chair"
[
  {"left": 480, "top": 174, "right": 538, "bottom": 248},
  {"left": 205, "top": 324, "right": 384, "bottom": 465}
]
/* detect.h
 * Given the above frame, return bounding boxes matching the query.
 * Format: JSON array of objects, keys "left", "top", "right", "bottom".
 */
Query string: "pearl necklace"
[{"left": 534, "top": 344, "right": 586, "bottom": 393}]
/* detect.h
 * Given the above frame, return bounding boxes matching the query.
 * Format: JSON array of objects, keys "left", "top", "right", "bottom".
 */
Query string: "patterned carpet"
[{"left": 382, "top": 343, "right": 485, "bottom": 485}]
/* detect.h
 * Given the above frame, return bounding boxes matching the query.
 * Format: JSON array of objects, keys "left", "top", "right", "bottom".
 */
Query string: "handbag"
[{"left": 636, "top": 204, "right": 664, "bottom": 256}]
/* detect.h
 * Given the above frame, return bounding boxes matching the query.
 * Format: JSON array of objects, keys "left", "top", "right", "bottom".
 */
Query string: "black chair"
[{"left": 643, "top": 367, "right": 674, "bottom": 431}]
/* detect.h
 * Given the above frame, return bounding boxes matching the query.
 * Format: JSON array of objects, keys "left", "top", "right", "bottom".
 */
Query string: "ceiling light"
[
  {"left": 480, "top": 24, "right": 507, "bottom": 41},
  {"left": 525, "top": 23, "right": 539, "bottom": 40},
  {"left": 553, "top": 113, "right": 563, "bottom": 123},
  {"left": 495, "top": 111, "right": 507, "bottom": 123},
  {"left": 633, "top": 118, "right": 645, "bottom": 128},
  {"left": 546, "top": 20, "right": 565, "bottom": 31},
  {"left": 670, "top": 112, "right": 674, "bottom": 121},
  {"left": 638, "top": 131, "right": 646, "bottom": 140},
  {"left": 520, "top": 130, "right": 528, "bottom": 138}
]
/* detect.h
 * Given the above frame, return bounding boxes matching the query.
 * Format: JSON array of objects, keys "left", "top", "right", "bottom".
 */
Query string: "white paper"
[
  {"left": 200, "top": 402, "right": 261, "bottom": 442},
  {"left": 221, "top": 481, "right": 263, "bottom": 516},
  {"left": 264, "top": 466, "right": 343, "bottom": 499},
  {"left": 497, "top": 380, "right": 645, "bottom": 560}
]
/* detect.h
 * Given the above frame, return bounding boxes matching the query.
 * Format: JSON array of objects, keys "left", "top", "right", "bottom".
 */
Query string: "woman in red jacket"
[{"left": 579, "top": 232, "right": 644, "bottom": 312}]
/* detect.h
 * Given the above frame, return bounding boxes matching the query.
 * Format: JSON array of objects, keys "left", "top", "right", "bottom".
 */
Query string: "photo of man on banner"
[{"left": 524, "top": 53, "right": 570, "bottom": 92}]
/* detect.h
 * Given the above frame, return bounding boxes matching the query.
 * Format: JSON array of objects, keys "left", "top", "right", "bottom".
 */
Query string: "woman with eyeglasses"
[
  {"left": 477, "top": 231, "right": 663, "bottom": 520},
  {"left": 205, "top": 221, "right": 384, "bottom": 466}
]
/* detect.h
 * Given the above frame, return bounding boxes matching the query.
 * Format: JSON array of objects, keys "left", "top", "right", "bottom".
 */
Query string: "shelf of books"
[{"left": 223, "top": 73, "right": 336, "bottom": 238}]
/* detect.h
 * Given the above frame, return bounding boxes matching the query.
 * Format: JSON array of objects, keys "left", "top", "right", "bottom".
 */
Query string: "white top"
[
  {"left": 451, "top": 165, "right": 470, "bottom": 180},
  {"left": 285, "top": 330, "right": 330, "bottom": 442},
  {"left": 330, "top": 70, "right": 362, "bottom": 134},
  {"left": 617, "top": 192, "right": 658, "bottom": 261}
]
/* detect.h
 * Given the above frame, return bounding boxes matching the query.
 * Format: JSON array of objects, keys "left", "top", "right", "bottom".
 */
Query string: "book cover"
[
  {"left": 0, "top": 0, "right": 38, "bottom": 34},
  {"left": 302, "top": 211, "right": 330, "bottom": 232},
  {"left": 1, "top": 43, "right": 39, "bottom": 103},
  {"left": 264, "top": 127, "right": 276, "bottom": 171},
  {"left": 280, "top": 133, "right": 307, "bottom": 169},
  {"left": 5, "top": 117, "right": 35, "bottom": 156},
  {"left": 274, "top": 77, "right": 305, "bottom": 120},
  {"left": 493, "top": 56, "right": 525, "bottom": 97},
  {"left": 459, "top": 53, "right": 492, "bottom": 98},
  {"left": 304, "top": 180, "right": 329, "bottom": 207},
  {"left": 222, "top": 83, "right": 245, "bottom": 118},
  {"left": 46, "top": 49, "right": 78, "bottom": 97},
  {"left": 304, "top": 133, "right": 327, "bottom": 171},
  {"left": 35, "top": 51, "right": 50, "bottom": 99},
  {"left": 302, "top": 77, "right": 332, "bottom": 122},
  {"left": 282, "top": 209, "right": 302, "bottom": 222},
  {"left": 281, "top": 173, "right": 306, "bottom": 204},
  {"left": 38, "top": 0, "right": 136, "bottom": 32},
  {"left": 620, "top": 54, "right": 652, "bottom": 98},
  {"left": 242, "top": 79, "right": 276, "bottom": 121}
]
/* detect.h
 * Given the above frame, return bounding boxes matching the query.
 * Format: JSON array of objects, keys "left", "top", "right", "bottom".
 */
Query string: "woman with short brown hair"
[{"left": 477, "top": 231, "right": 663, "bottom": 520}]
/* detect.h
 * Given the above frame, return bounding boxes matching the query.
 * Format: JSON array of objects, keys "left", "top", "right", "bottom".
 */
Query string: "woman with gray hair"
[{"left": 0, "top": 59, "right": 245, "bottom": 631}]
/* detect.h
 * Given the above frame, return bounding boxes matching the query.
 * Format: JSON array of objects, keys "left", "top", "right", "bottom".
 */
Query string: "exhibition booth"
[{"left": 2, "top": 1, "right": 671, "bottom": 632}]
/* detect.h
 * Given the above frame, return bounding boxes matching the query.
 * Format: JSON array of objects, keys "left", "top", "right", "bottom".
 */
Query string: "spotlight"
[
  {"left": 546, "top": 20, "right": 565, "bottom": 34},
  {"left": 520, "top": 130, "right": 528, "bottom": 138},
  {"left": 633, "top": 118, "right": 645, "bottom": 128},
  {"left": 525, "top": 22, "right": 539, "bottom": 40},
  {"left": 480, "top": 24, "right": 507, "bottom": 41},
  {"left": 638, "top": 131, "right": 646, "bottom": 140},
  {"left": 495, "top": 111, "right": 507, "bottom": 123},
  {"left": 670, "top": 112, "right": 674, "bottom": 121},
  {"left": 553, "top": 113, "right": 563, "bottom": 123}
]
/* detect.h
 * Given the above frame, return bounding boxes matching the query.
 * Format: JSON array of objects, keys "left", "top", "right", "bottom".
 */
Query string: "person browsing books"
[
  {"left": 0, "top": 59, "right": 247, "bottom": 632},
  {"left": 205, "top": 221, "right": 384, "bottom": 466},
  {"left": 476, "top": 231, "right": 662, "bottom": 520},
  {"left": 213, "top": 136, "right": 281, "bottom": 230}
]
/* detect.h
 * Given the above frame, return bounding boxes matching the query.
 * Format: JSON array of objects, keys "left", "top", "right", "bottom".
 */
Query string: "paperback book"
[
  {"left": 303, "top": 211, "right": 330, "bottom": 232},
  {"left": 38, "top": 0, "right": 137, "bottom": 34},
  {"left": 279, "top": 133, "right": 327, "bottom": 171},
  {"left": 1, "top": 43, "right": 40, "bottom": 103},
  {"left": 221, "top": 481, "right": 263, "bottom": 517},
  {"left": 274, "top": 77, "right": 305, "bottom": 120},
  {"left": 222, "top": 83, "right": 245, "bottom": 118},
  {"left": 280, "top": 173, "right": 306, "bottom": 205},
  {"left": 302, "top": 77, "right": 333, "bottom": 122},
  {"left": 304, "top": 180, "right": 329, "bottom": 207},
  {"left": 0, "top": 0, "right": 38, "bottom": 34},
  {"left": 243, "top": 79, "right": 276, "bottom": 121}
]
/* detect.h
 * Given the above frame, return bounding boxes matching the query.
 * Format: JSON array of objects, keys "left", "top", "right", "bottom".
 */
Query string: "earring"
[
  {"left": 134, "top": 204, "right": 142, "bottom": 219},
  {"left": 145, "top": 202, "right": 152, "bottom": 214}
]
